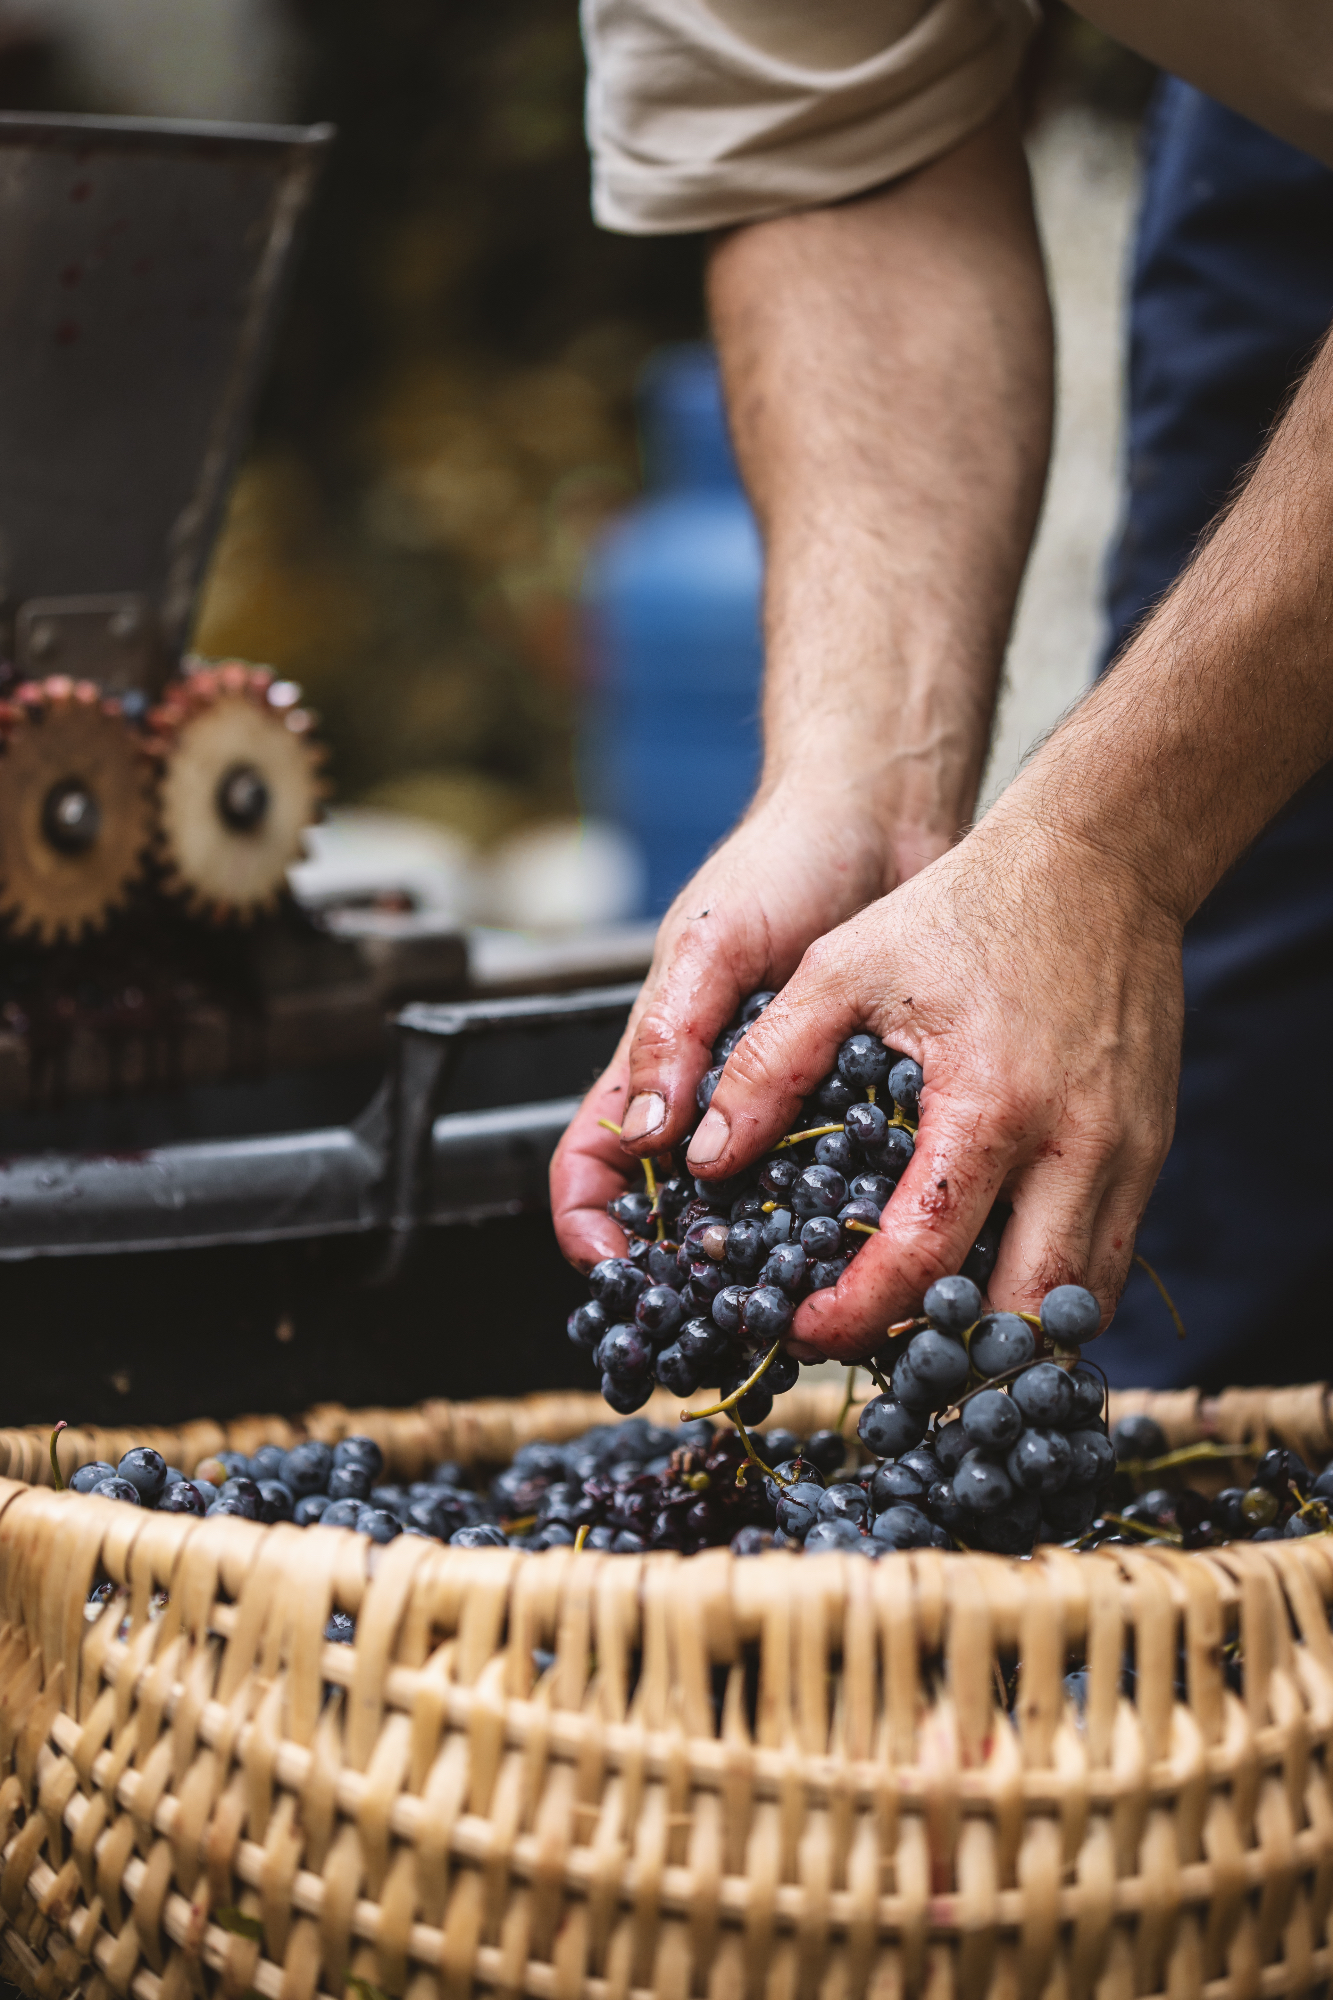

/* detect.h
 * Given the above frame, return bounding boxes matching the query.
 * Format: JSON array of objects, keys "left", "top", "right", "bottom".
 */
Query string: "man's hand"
[
  {"left": 551, "top": 104, "right": 1053, "bottom": 1268},
  {"left": 684, "top": 811, "right": 1184, "bottom": 1358},
  {"left": 550, "top": 788, "right": 891, "bottom": 1268}
]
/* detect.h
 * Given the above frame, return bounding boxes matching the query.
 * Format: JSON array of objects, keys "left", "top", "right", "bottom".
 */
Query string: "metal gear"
[
  {"left": 150, "top": 661, "right": 325, "bottom": 920},
  {"left": 0, "top": 676, "right": 155, "bottom": 943}
]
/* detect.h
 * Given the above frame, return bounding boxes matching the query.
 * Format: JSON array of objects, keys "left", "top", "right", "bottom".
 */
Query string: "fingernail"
[
  {"left": 621, "top": 1092, "right": 665, "bottom": 1145},
  {"left": 686, "top": 1106, "right": 730, "bottom": 1167}
]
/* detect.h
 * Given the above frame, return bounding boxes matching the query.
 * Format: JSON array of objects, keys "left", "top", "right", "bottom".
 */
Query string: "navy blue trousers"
[{"left": 1094, "top": 79, "right": 1333, "bottom": 1389}]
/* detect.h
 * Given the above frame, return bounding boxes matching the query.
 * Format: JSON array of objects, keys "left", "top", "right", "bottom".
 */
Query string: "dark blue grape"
[
  {"left": 217, "top": 1477, "right": 263, "bottom": 1518},
  {"left": 892, "top": 1330, "right": 968, "bottom": 1410},
  {"left": 719, "top": 1366, "right": 773, "bottom": 1426},
  {"left": 213, "top": 1451, "right": 250, "bottom": 1479},
  {"left": 758, "top": 1157, "right": 799, "bottom": 1200},
  {"left": 857, "top": 1396, "right": 926, "bottom": 1457},
  {"left": 327, "top": 1463, "right": 372, "bottom": 1505},
  {"left": 776, "top": 1481, "right": 824, "bottom": 1538},
  {"left": 256, "top": 1480, "right": 295, "bottom": 1523},
  {"left": 766, "top": 1350, "right": 800, "bottom": 1395},
  {"left": 158, "top": 1479, "right": 208, "bottom": 1516},
  {"left": 838, "top": 1198, "right": 882, "bottom": 1246},
  {"left": 654, "top": 1343, "right": 701, "bottom": 1396},
  {"left": 923, "top": 1275, "right": 982, "bottom": 1336},
  {"left": 1111, "top": 1414, "right": 1168, "bottom": 1463},
  {"left": 333, "top": 1436, "right": 384, "bottom": 1480},
  {"left": 887, "top": 1058, "right": 923, "bottom": 1114},
  {"left": 281, "top": 1441, "right": 333, "bottom": 1497},
  {"left": 837, "top": 1034, "right": 891, "bottom": 1090},
  {"left": 567, "top": 1301, "right": 608, "bottom": 1351},
  {"left": 878, "top": 1127, "right": 915, "bottom": 1176},
  {"left": 711, "top": 1285, "right": 748, "bottom": 1334},
  {"left": 759, "top": 1243, "right": 807, "bottom": 1295},
  {"left": 451, "top": 1524, "right": 509, "bottom": 1548},
  {"left": 870, "top": 1460, "right": 929, "bottom": 1507},
  {"left": 294, "top": 1494, "right": 331, "bottom": 1526},
  {"left": 818, "top": 1483, "right": 868, "bottom": 1525},
  {"left": 814, "top": 1131, "right": 856, "bottom": 1176},
  {"left": 960, "top": 1212, "right": 1003, "bottom": 1290},
  {"left": 207, "top": 1495, "right": 256, "bottom": 1519},
  {"left": 849, "top": 1173, "right": 894, "bottom": 1208},
  {"left": 248, "top": 1446, "right": 288, "bottom": 1483},
  {"left": 1065, "top": 1429, "right": 1115, "bottom": 1489},
  {"left": 969, "top": 1313, "right": 1035, "bottom": 1379},
  {"left": 815, "top": 1075, "right": 857, "bottom": 1118},
  {"left": 697, "top": 1066, "right": 724, "bottom": 1113},
  {"left": 69, "top": 1461, "right": 117, "bottom": 1495},
  {"left": 1039, "top": 1284, "right": 1101, "bottom": 1344},
  {"left": 600, "top": 1324, "right": 654, "bottom": 1382},
  {"left": 742, "top": 1285, "right": 793, "bottom": 1340},
  {"left": 117, "top": 1447, "right": 167, "bottom": 1504},
  {"left": 725, "top": 1218, "right": 766, "bottom": 1274},
  {"left": 609, "top": 1191, "right": 656, "bottom": 1239},
  {"left": 1068, "top": 1368, "right": 1105, "bottom": 1427},
  {"left": 359, "top": 1507, "right": 403, "bottom": 1544},
  {"left": 601, "top": 1372, "right": 653, "bottom": 1415},
  {"left": 870, "top": 1504, "right": 935, "bottom": 1550},
  {"left": 953, "top": 1452, "right": 1014, "bottom": 1515},
  {"left": 731, "top": 1526, "right": 776, "bottom": 1555},
  {"left": 961, "top": 1389, "right": 1023, "bottom": 1452},
  {"left": 844, "top": 1100, "right": 888, "bottom": 1152},
  {"left": 647, "top": 1243, "right": 684, "bottom": 1287},
  {"left": 934, "top": 1419, "right": 969, "bottom": 1473},
  {"left": 805, "top": 1519, "right": 868, "bottom": 1553},
  {"left": 799, "top": 1215, "right": 841, "bottom": 1259},
  {"left": 792, "top": 1164, "right": 847, "bottom": 1219},
  {"left": 1011, "top": 1364, "right": 1075, "bottom": 1429},
  {"left": 588, "top": 1257, "right": 649, "bottom": 1317},
  {"left": 636, "top": 1286, "right": 684, "bottom": 1340},
  {"left": 809, "top": 1257, "right": 849, "bottom": 1290},
  {"left": 741, "top": 990, "right": 777, "bottom": 1022},
  {"left": 761, "top": 1208, "right": 794, "bottom": 1249},
  {"left": 803, "top": 1429, "right": 846, "bottom": 1475},
  {"left": 1006, "top": 1429, "right": 1072, "bottom": 1495},
  {"left": 679, "top": 1317, "right": 729, "bottom": 1366},
  {"left": 926, "top": 1480, "right": 976, "bottom": 1537}
]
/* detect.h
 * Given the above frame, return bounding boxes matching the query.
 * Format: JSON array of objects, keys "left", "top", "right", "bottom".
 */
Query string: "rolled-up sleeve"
[{"left": 583, "top": 0, "right": 1040, "bottom": 234}]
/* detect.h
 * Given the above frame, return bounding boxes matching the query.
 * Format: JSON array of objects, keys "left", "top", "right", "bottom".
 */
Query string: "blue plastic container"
[{"left": 580, "top": 344, "right": 764, "bottom": 917}]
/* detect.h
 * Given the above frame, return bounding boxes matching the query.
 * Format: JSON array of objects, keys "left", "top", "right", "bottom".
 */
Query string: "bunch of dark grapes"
[
  {"left": 755, "top": 1272, "right": 1113, "bottom": 1557},
  {"left": 67, "top": 1417, "right": 854, "bottom": 1555},
  {"left": 1099, "top": 1417, "right": 1333, "bottom": 1548},
  {"left": 568, "top": 992, "right": 1004, "bottom": 1419}
]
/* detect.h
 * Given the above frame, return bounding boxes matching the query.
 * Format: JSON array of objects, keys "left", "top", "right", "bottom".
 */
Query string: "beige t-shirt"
[{"left": 584, "top": 0, "right": 1333, "bottom": 233}]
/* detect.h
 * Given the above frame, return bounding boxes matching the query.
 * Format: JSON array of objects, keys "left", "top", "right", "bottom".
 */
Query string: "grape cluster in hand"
[
  {"left": 754, "top": 1272, "right": 1111, "bottom": 1557},
  {"left": 569, "top": 993, "right": 1004, "bottom": 1418}
]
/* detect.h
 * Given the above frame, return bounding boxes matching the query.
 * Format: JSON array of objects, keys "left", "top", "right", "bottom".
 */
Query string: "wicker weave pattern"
[{"left": 0, "top": 1383, "right": 1329, "bottom": 2000}]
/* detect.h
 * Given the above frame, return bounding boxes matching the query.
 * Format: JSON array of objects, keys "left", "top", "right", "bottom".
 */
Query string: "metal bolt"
[
  {"left": 216, "top": 761, "right": 269, "bottom": 832},
  {"left": 41, "top": 777, "right": 101, "bottom": 854}
]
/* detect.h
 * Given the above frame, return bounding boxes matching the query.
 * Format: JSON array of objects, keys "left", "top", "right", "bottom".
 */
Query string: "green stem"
[
  {"left": 49, "top": 1421, "right": 67, "bottom": 1492},
  {"left": 685, "top": 1343, "right": 780, "bottom": 1420},
  {"left": 1134, "top": 1254, "right": 1187, "bottom": 1340}
]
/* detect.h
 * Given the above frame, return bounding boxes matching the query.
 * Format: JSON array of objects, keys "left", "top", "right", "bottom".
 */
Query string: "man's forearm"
[
  {"left": 1001, "top": 322, "right": 1333, "bottom": 921},
  {"left": 708, "top": 102, "right": 1053, "bottom": 884}
]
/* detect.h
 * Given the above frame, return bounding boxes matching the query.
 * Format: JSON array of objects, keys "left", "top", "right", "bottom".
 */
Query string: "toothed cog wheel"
[
  {"left": 0, "top": 677, "right": 155, "bottom": 942},
  {"left": 151, "top": 663, "right": 324, "bottom": 919}
]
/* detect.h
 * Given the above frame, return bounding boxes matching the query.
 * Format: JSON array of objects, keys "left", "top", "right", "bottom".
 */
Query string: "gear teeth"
[
  {"left": 148, "top": 657, "right": 324, "bottom": 923},
  {"left": 0, "top": 676, "right": 155, "bottom": 944}
]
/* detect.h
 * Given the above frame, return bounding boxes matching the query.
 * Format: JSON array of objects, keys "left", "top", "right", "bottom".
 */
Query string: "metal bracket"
[
  {"left": 15, "top": 593, "right": 163, "bottom": 694},
  {"left": 372, "top": 982, "right": 640, "bottom": 1283}
]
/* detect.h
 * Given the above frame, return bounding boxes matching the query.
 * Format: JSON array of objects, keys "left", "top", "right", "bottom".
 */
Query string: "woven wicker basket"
[{"left": 0, "top": 1378, "right": 1330, "bottom": 2000}]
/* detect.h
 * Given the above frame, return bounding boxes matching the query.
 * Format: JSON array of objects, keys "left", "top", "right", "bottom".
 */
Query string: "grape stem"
[
  {"left": 1092, "top": 1511, "right": 1182, "bottom": 1545},
  {"left": 574, "top": 1524, "right": 589, "bottom": 1552},
  {"left": 835, "top": 1366, "right": 860, "bottom": 1433},
  {"left": 1118, "top": 1439, "right": 1256, "bottom": 1476},
  {"left": 49, "top": 1420, "right": 67, "bottom": 1492},
  {"left": 774, "top": 1124, "right": 845, "bottom": 1149},
  {"left": 597, "top": 1118, "right": 624, "bottom": 1136},
  {"left": 866, "top": 1359, "right": 892, "bottom": 1396},
  {"left": 640, "top": 1154, "right": 665, "bottom": 1242},
  {"left": 1133, "top": 1254, "right": 1187, "bottom": 1340},
  {"left": 844, "top": 1220, "right": 878, "bottom": 1236},
  {"left": 684, "top": 1342, "right": 780, "bottom": 1420}
]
